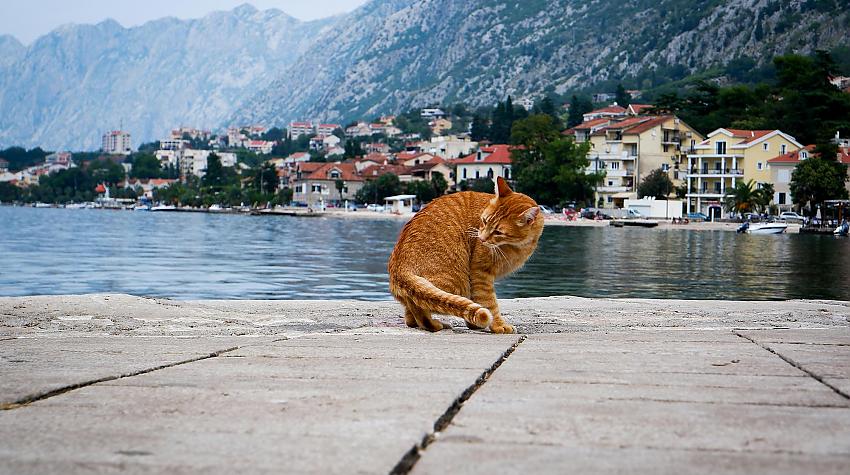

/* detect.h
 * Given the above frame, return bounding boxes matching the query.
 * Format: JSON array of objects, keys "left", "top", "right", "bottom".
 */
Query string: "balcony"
[
  {"left": 604, "top": 168, "right": 636, "bottom": 178},
  {"left": 686, "top": 169, "right": 744, "bottom": 177},
  {"left": 598, "top": 185, "right": 631, "bottom": 193},
  {"left": 687, "top": 192, "right": 724, "bottom": 199}
]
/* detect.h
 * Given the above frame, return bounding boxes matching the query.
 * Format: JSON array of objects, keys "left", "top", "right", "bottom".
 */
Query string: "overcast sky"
[{"left": 1, "top": 0, "right": 369, "bottom": 44}]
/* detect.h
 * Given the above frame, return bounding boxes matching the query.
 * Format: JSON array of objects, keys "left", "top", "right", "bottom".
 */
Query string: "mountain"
[
  {"left": 2, "top": 0, "right": 847, "bottom": 151},
  {"left": 235, "top": 0, "right": 850, "bottom": 125},
  {"left": 0, "top": 4, "right": 337, "bottom": 150}
]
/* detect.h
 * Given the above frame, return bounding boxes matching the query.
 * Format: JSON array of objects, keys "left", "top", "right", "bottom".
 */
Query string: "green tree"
[
  {"left": 637, "top": 168, "right": 674, "bottom": 199},
  {"left": 252, "top": 162, "right": 278, "bottom": 195},
  {"left": 566, "top": 95, "right": 593, "bottom": 128},
  {"left": 88, "top": 159, "right": 125, "bottom": 185},
  {"left": 431, "top": 172, "right": 448, "bottom": 197},
  {"left": 789, "top": 153, "right": 849, "bottom": 214},
  {"left": 335, "top": 179, "right": 345, "bottom": 200},
  {"left": 202, "top": 153, "right": 225, "bottom": 188},
  {"left": 404, "top": 180, "right": 437, "bottom": 203},
  {"left": 0, "top": 182, "right": 21, "bottom": 202},
  {"left": 510, "top": 114, "right": 601, "bottom": 206},
  {"left": 129, "top": 153, "right": 163, "bottom": 179},
  {"left": 723, "top": 179, "right": 774, "bottom": 215},
  {"left": 470, "top": 114, "right": 489, "bottom": 141},
  {"left": 614, "top": 84, "right": 631, "bottom": 107},
  {"left": 469, "top": 177, "right": 495, "bottom": 193},
  {"left": 355, "top": 173, "right": 402, "bottom": 204},
  {"left": 538, "top": 96, "right": 561, "bottom": 129}
]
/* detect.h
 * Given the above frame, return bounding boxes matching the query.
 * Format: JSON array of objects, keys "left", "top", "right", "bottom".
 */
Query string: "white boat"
[
  {"left": 740, "top": 222, "right": 787, "bottom": 234},
  {"left": 150, "top": 204, "right": 177, "bottom": 211},
  {"left": 835, "top": 222, "right": 849, "bottom": 236},
  {"left": 133, "top": 204, "right": 150, "bottom": 211}
]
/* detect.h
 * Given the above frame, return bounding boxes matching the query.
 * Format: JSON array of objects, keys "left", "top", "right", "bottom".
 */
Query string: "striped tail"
[{"left": 390, "top": 272, "right": 493, "bottom": 329}]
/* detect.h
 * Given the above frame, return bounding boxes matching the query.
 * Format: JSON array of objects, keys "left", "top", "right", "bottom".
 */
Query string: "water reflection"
[{"left": 0, "top": 207, "right": 847, "bottom": 301}]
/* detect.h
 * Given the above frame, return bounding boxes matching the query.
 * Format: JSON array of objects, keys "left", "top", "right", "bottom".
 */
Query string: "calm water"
[{"left": 1, "top": 206, "right": 848, "bottom": 301}]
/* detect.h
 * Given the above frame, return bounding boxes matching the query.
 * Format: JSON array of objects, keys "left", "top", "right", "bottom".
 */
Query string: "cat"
[{"left": 388, "top": 176, "right": 544, "bottom": 334}]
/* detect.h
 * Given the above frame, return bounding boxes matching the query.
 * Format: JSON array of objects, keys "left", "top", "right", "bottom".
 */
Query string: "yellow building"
[
  {"left": 685, "top": 129, "right": 802, "bottom": 219},
  {"left": 581, "top": 115, "right": 703, "bottom": 208}
]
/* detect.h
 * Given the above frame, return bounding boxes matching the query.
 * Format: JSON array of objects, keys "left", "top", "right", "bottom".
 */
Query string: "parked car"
[
  {"left": 780, "top": 211, "right": 805, "bottom": 222},
  {"left": 366, "top": 204, "right": 385, "bottom": 212},
  {"left": 687, "top": 212, "right": 709, "bottom": 221}
]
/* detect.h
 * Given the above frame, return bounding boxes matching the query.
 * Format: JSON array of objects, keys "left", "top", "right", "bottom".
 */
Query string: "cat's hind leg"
[{"left": 407, "top": 303, "right": 445, "bottom": 332}]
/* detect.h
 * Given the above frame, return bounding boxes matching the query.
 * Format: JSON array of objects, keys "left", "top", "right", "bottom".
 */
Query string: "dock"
[{"left": 2, "top": 294, "right": 849, "bottom": 473}]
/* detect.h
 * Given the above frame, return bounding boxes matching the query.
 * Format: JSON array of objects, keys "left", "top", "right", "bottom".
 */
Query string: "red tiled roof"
[
  {"left": 622, "top": 116, "right": 672, "bottom": 135},
  {"left": 563, "top": 118, "right": 610, "bottom": 135},
  {"left": 359, "top": 163, "right": 412, "bottom": 178},
  {"left": 725, "top": 129, "right": 774, "bottom": 144},
  {"left": 305, "top": 162, "right": 362, "bottom": 182},
  {"left": 297, "top": 162, "right": 324, "bottom": 173},
  {"left": 587, "top": 105, "right": 626, "bottom": 115},
  {"left": 767, "top": 145, "right": 850, "bottom": 164},
  {"left": 628, "top": 104, "right": 653, "bottom": 114},
  {"left": 410, "top": 156, "right": 447, "bottom": 172},
  {"left": 456, "top": 145, "right": 513, "bottom": 164}
]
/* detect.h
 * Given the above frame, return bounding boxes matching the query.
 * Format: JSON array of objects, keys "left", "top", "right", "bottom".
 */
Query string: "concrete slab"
[
  {"left": 0, "top": 336, "right": 261, "bottom": 407},
  {"left": 414, "top": 331, "right": 850, "bottom": 474},
  {"left": 0, "top": 331, "right": 519, "bottom": 474}
]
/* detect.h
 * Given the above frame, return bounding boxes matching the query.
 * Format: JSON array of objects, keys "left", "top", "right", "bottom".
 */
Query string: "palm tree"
[{"left": 724, "top": 179, "right": 774, "bottom": 216}]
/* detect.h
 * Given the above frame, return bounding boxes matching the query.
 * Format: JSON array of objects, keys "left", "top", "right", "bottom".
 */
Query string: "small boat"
[
  {"left": 150, "top": 204, "right": 177, "bottom": 212},
  {"left": 738, "top": 222, "right": 787, "bottom": 234},
  {"left": 133, "top": 204, "right": 150, "bottom": 211},
  {"left": 835, "top": 222, "right": 849, "bottom": 236}
]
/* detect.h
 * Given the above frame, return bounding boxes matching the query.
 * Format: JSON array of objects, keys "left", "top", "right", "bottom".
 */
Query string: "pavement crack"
[
  {"left": 389, "top": 335, "right": 526, "bottom": 475},
  {"left": 734, "top": 331, "right": 850, "bottom": 401},
  {"left": 0, "top": 346, "right": 241, "bottom": 410}
]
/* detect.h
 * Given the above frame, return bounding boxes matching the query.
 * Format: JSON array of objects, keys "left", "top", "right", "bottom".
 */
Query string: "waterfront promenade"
[{"left": 1, "top": 294, "right": 849, "bottom": 473}]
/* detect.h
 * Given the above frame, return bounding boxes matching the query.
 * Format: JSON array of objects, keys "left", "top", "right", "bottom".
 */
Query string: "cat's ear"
[
  {"left": 520, "top": 206, "right": 539, "bottom": 225},
  {"left": 495, "top": 176, "right": 513, "bottom": 198}
]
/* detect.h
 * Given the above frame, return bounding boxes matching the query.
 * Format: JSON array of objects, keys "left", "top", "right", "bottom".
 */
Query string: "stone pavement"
[{"left": 1, "top": 295, "right": 850, "bottom": 474}]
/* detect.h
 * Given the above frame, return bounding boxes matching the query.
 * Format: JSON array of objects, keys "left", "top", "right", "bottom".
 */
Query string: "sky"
[{"left": 1, "top": 0, "right": 369, "bottom": 44}]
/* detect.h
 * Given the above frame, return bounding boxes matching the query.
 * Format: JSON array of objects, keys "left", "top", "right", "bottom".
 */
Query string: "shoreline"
[{"left": 1, "top": 203, "right": 808, "bottom": 233}]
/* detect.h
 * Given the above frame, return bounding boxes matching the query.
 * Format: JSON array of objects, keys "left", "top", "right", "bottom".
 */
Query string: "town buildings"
[
  {"left": 685, "top": 129, "right": 802, "bottom": 218},
  {"left": 767, "top": 144, "right": 850, "bottom": 211},
  {"left": 291, "top": 162, "right": 363, "bottom": 206},
  {"left": 101, "top": 130, "right": 132, "bottom": 155},
  {"left": 289, "top": 121, "right": 314, "bottom": 138},
  {"left": 566, "top": 113, "right": 703, "bottom": 208},
  {"left": 455, "top": 145, "right": 513, "bottom": 183}
]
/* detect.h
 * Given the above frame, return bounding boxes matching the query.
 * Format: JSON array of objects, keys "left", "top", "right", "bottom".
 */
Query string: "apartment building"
[
  {"left": 101, "top": 130, "right": 132, "bottom": 155},
  {"left": 685, "top": 129, "right": 802, "bottom": 219}
]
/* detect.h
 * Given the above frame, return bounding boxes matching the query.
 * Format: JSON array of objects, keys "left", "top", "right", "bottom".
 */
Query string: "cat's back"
[{"left": 389, "top": 191, "right": 489, "bottom": 266}]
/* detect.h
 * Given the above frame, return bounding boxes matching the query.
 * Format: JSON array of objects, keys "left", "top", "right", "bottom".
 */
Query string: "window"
[
  {"left": 607, "top": 196, "right": 613, "bottom": 203},
  {"left": 757, "top": 162, "right": 763, "bottom": 170},
  {"left": 780, "top": 144, "right": 787, "bottom": 154},
  {"left": 714, "top": 182, "right": 721, "bottom": 193},
  {"left": 330, "top": 170, "right": 340, "bottom": 179},
  {"left": 800, "top": 151, "right": 808, "bottom": 159},
  {"left": 778, "top": 192, "right": 786, "bottom": 205},
  {"left": 504, "top": 168, "right": 510, "bottom": 179},
  {"left": 475, "top": 170, "right": 480, "bottom": 179},
  {"left": 715, "top": 141, "right": 727, "bottom": 155},
  {"left": 608, "top": 180, "right": 614, "bottom": 186},
  {"left": 763, "top": 143, "right": 769, "bottom": 151},
  {"left": 462, "top": 168, "right": 467, "bottom": 179},
  {"left": 661, "top": 164, "right": 669, "bottom": 172},
  {"left": 487, "top": 168, "right": 494, "bottom": 178},
  {"left": 610, "top": 162, "right": 620, "bottom": 170},
  {"left": 295, "top": 184, "right": 303, "bottom": 193},
  {"left": 311, "top": 184, "right": 321, "bottom": 193}
]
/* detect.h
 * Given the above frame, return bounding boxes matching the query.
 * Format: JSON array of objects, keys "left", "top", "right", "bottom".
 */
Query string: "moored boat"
[{"left": 738, "top": 222, "right": 787, "bottom": 234}]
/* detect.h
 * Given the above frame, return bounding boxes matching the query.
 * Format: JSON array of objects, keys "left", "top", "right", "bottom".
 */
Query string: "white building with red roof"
[
  {"left": 455, "top": 145, "right": 513, "bottom": 184},
  {"left": 583, "top": 104, "right": 627, "bottom": 122},
  {"left": 686, "top": 128, "right": 802, "bottom": 218},
  {"left": 292, "top": 162, "right": 364, "bottom": 206},
  {"left": 316, "top": 124, "right": 342, "bottom": 136},
  {"left": 289, "top": 121, "right": 314, "bottom": 138}
]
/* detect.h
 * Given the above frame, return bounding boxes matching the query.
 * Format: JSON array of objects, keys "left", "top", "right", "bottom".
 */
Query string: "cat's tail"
[{"left": 390, "top": 272, "right": 493, "bottom": 329}]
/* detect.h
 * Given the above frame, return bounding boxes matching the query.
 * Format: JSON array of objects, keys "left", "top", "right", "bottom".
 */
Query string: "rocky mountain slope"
[
  {"left": 235, "top": 0, "right": 849, "bottom": 125},
  {"left": 0, "top": 5, "right": 336, "bottom": 150},
  {"left": 1, "top": 0, "right": 847, "bottom": 150}
]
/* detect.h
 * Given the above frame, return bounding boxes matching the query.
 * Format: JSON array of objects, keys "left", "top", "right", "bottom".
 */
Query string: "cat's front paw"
[{"left": 490, "top": 323, "right": 516, "bottom": 334}]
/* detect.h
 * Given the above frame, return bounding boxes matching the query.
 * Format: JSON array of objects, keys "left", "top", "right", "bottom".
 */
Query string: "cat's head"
[{"left": 477, "top": 177, "right": 543, "bottom": 246}]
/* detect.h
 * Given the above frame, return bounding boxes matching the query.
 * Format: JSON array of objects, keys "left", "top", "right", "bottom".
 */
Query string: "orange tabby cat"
[{"left": 388, "top": 176, "right": 544, "bottom": 334}]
